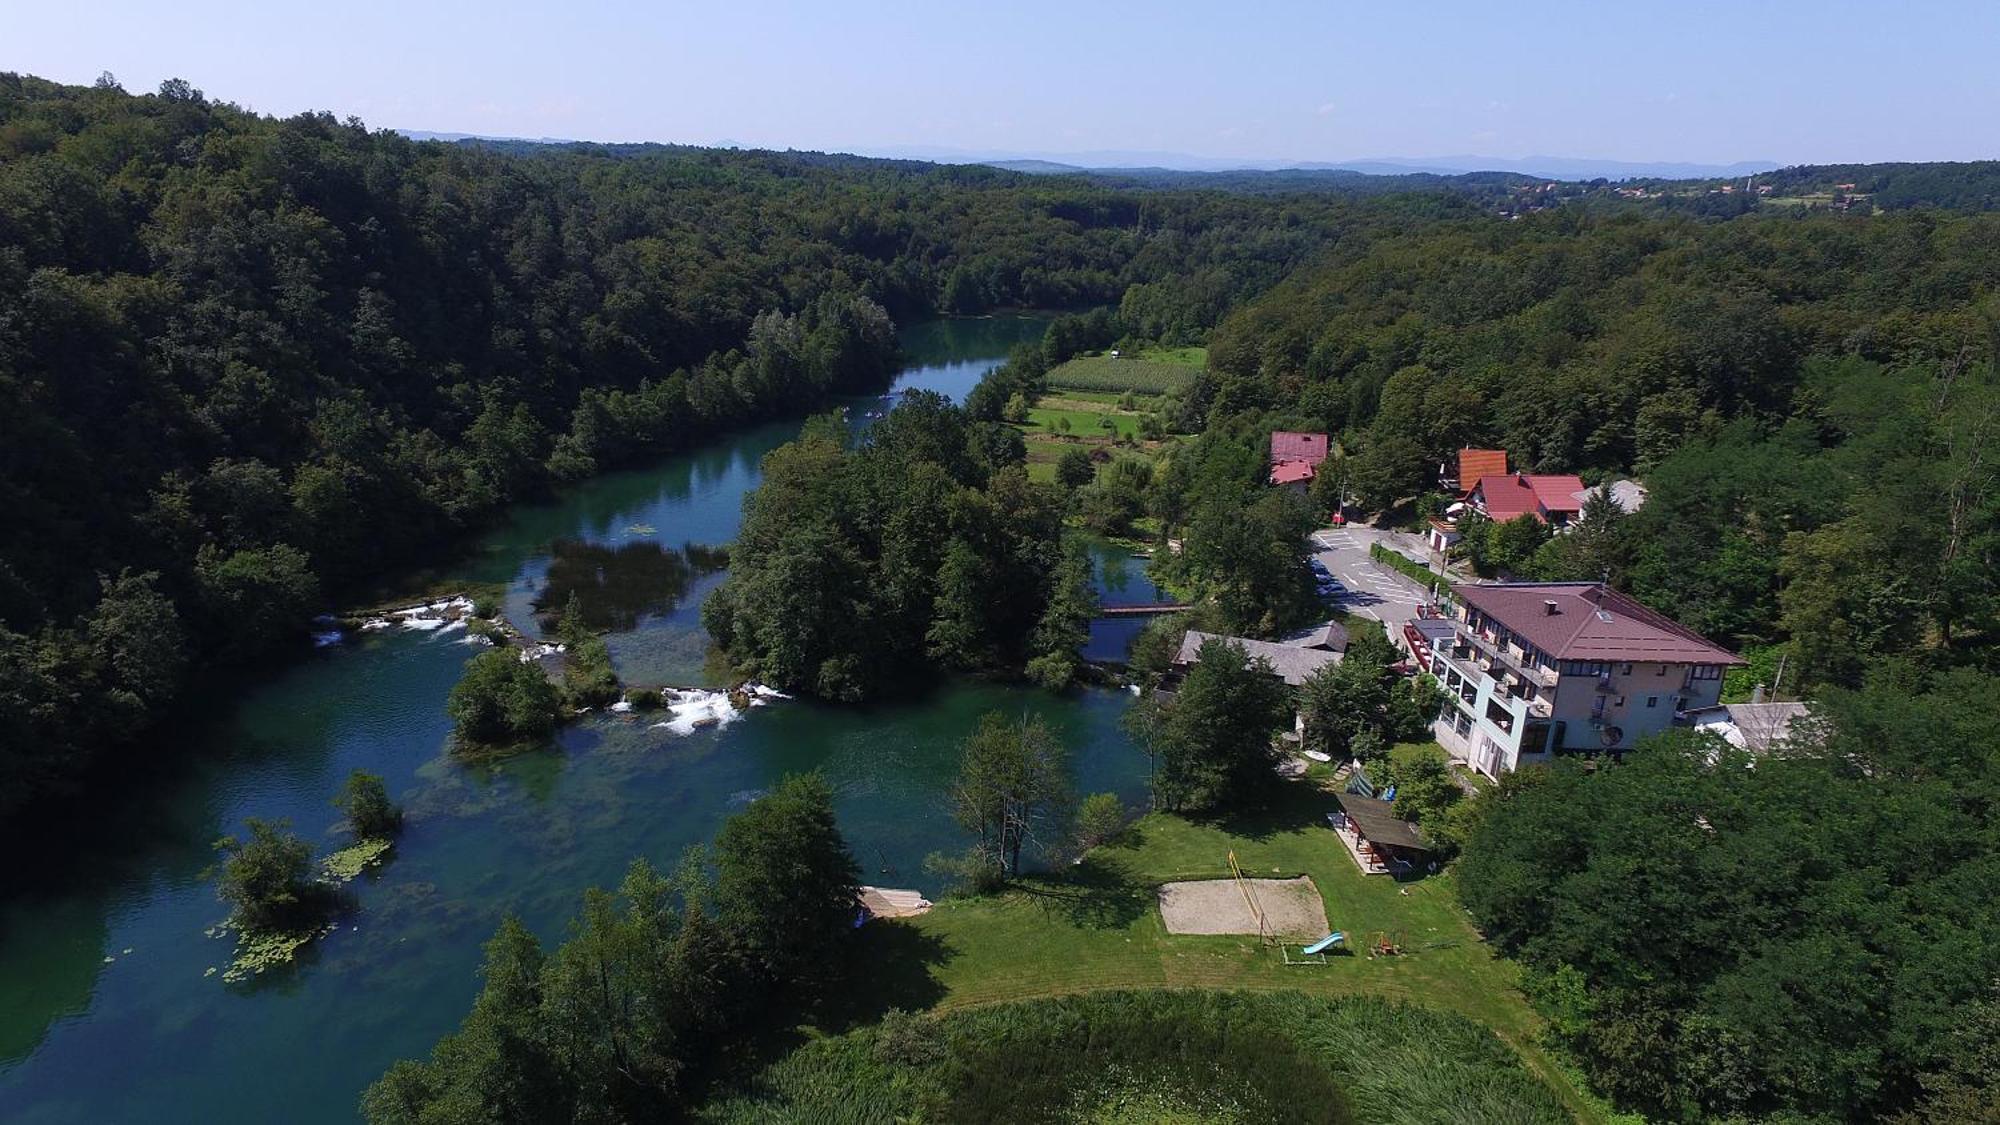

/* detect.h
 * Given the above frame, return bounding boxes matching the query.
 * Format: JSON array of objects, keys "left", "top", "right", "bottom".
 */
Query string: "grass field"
[
  {"left": 878, "top": 782, "right": 1605, "bottom": 1123},
  {"left": 1025, "top": 405, "right": 1144, "bottom": 440},
  {"left": 707, "top": 990, "right": 1573, "bottom": 1124},
  {"left": 1045, "top": 349, "right": 1201, "bottom": 395}
]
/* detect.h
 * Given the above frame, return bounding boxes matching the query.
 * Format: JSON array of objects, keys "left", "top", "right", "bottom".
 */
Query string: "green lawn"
[
  {"left": 890, "top": 782, "right": 1604, "bottom": 1123},
  {"left": 1025, "top": 405, "right": 1144, "bottom": 440},
  {"left": 1139, "top": 343, "right": 1207, "bottom": 367}
]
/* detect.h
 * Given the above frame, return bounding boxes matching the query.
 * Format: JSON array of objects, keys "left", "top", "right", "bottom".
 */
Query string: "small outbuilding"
[{"left": 1328, "top": 792, "right": 1436, "bottom": 875}]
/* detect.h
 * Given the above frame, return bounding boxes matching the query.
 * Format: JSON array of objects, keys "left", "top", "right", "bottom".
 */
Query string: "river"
[{"left": 0, "top": 316, "right": 1161, "bottom": 1124}]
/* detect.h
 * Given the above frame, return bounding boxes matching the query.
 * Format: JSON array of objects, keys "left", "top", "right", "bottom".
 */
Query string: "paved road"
[{"left": 1311, "top": 526, "right": 1438, "bottom": 631}]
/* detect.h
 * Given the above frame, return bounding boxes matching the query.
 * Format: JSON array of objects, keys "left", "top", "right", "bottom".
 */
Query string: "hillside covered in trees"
[
  {"left": 1201, "top": 207, "right": 2000, "bottom": 688},
  {"left": 1161, "top": 199, "right": 2000, "bottom": 1125},
  {"left": 0, "top": 72, "right": 1441, "bottom": 833}
]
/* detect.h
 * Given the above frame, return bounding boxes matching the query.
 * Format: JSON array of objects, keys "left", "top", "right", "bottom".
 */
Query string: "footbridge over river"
[{"left": 1096, "top": 601, "right": 1191, "bottom": 617}]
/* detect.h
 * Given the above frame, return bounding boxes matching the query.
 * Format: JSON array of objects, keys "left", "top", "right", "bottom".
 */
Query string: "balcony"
[{"left": 1453, "top": 623, "right": 1558, "bottom": 691}]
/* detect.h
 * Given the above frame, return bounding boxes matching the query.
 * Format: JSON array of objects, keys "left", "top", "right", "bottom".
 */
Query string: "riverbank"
[{"left": 0, "top": 316, "right": 1162, "bottom": 1125}]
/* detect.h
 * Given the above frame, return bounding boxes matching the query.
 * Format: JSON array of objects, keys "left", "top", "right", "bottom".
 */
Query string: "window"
[
  {"left": 1619, "top": 662, "right": 1633, "bottom": 675},
  {"left": 1646, "top": 696, "right": 1658, "bottom": 709},
  {"left": 1656, "top": 665, "right": 1669, "bottom": 677},
  {"left": 1691, "top": 664, "right": 1722, "bottom": 680}
]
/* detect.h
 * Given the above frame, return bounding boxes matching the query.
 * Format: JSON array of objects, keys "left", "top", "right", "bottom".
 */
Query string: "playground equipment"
[
  {"left": 1284, "top": 931, "right": 1344, "bottom": 966},
  {"left": 1302, "top": 932, "right": 1345, "bottom": 955},
  {"left": 1369, "top": 931, "right": 1404, "bottom": 958},
  {"left": 1226, "top": 850, "right": 1275, "bottom": 947}
]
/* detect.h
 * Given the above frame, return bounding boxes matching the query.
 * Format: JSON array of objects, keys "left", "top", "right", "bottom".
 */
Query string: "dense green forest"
[
  {"left": 0, "top": 72, "right": 1421, "bottom": 832},
  {"left": 1201, "top": 207, "right": 2000, "bottom": 683},
  {"left": 1460, "top": 689, "right": 2000, "bottom": 1122},
  {"left": 701, "top": 394, "right": 1094, "bottom": 699}
]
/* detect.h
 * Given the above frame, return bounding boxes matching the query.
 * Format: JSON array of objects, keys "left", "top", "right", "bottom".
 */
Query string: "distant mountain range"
[
  {"left": 907, "top": 148, "right": 1777, "bottom": 181},
  {"left": 395, "top": 131, "right": 1775, "bottom": 183}
]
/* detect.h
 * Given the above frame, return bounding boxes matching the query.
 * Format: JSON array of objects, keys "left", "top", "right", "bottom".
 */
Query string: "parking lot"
[{"left": 1310, "top": 526, "right": 1437, "bottom": 631}]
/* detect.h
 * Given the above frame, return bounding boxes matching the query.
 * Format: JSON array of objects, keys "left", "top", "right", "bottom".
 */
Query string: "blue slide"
[{"left": 1302, "top": 932, "right": 1345, "bottom": 955}]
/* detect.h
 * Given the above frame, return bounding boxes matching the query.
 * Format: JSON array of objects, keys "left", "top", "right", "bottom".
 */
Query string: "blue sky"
[{"left": 7, "top": 0, "right": 1995, "bottom": 164}]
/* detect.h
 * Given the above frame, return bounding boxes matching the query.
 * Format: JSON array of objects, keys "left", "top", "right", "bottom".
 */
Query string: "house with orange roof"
[{"left": 1440, "top": 447, "right": 1508, "bottom": 492}]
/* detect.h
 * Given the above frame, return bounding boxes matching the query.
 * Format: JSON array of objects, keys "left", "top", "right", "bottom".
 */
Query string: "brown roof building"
[{"left": 1424, "top": 582, "right": 1742, "bottom": 778}]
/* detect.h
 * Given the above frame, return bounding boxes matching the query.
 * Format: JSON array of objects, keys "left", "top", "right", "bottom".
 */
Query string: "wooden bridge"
[{"left": 1096, "top": 602, "right": 1192, "bottom": 617}]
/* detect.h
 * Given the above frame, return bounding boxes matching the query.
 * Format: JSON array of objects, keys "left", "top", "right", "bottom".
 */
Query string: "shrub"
[
  {"left": 447, "top": 650, "right": 561, "bottom": 747},
  {"left": 333, "top": 769, "right": 402, "bottom": 839},
  {"left": 1073, "top": 792, "right": 1128, "bottom": 851},
  {"left": 215, "top": 818, "right": 331, "bottom": 932}
]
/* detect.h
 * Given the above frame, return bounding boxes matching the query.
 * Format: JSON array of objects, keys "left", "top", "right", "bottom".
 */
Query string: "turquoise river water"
[{"left": 0, "top": 316, "right": 1160, "bottom": 1124}]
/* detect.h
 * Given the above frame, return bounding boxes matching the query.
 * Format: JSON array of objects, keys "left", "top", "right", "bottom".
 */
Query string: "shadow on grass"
[
  {"left": 1195, "top": 779, "right": 1338, "bottom": 842},
  {"left": 812, "top": 917, "right": 957, "bottom": 1033},
  {"left": 1011, "top": 855, "right": 1152, "bottom": 930}
]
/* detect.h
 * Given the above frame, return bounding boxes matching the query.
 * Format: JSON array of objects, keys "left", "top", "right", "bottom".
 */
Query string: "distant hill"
[
  {"left": 983, "top": 159, "right": 1088, "bottom": 174},
  {"left": 877, "top": 144, "right": 1777, "bottom": 181}
]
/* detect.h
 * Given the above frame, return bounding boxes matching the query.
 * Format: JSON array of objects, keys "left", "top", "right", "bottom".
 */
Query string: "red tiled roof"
[
  {"left": 1271, "top": 431, "right": 1328, "bottom": 466},
  {"left": 1457, "top": 448, "right": 1508, "bottom": 486},
  {"left": 1270, "top": 459, "right": 1316, "bottom": 485},
  {"left": 1528, "top": 474, "right": 1586, "bottom": 514},
  {"left": 1467, "top": 473, "right": 1588, "bottom": 522},
  {"left": 1467, "top": 473, "right": 1541, "bottom": 521},
  {"left": 1451, "top": 581, "right": 1742, "bottom": 665}
]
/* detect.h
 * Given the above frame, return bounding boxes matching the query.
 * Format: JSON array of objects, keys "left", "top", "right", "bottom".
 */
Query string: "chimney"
[{"left": 1543, "top": 599, "right": 1559, "bottom": 616}]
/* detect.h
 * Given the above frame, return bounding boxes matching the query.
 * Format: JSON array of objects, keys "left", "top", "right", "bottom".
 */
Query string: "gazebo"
[{"left": 1328, "top": 792, "right": 1436, "bottom": 875}]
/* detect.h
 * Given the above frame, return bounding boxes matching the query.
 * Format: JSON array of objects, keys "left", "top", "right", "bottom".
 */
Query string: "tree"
[
  {"left": 363, "top": 915, "right": 565, "bottom": 1125},
  {"left": 1483, "top": 514, "right": 1551, "bottom": 577},
  {"left": 1141, "top": 639, "right": 1291, "bottom": 811},
  {"left": 447, "top": 650, "right": 562, "bottom": 747},
  {"left": 1526, "top": 483, "right": 1630, "bottom": 582},
  {"left": 1175, "top": 487, "right": 1318, "bottom": 636},
  {"left": 554, "top": 592, "right": 621, "bottom": 707},
  {"left": 85, "top": 571, "right": 186, "bottom": 709},
  {"left": 333, "top": 769, "right": 402, "bottom": 839},
  {"left": 193, "top": 542, "right": 321, "bottom": 660},
  {"left": 1299, "top": 627, "right": 1441, "bottom": 761},
  {"left": 1073, "top": 792, "right": 1128, "bottom": 852},
  {"left": 713, "top": 773, "right": 861, "bottom": 990},
  {"left": 215, "top": 818, "right": 327, "bottom": 932},
  {"left": 1055, "top": 447, "right": 1095, "bottom": 491},
  {"left": 950, "top": 712, "right": 1073, "bottom": 876},
  {"left": 1381, "top": 743, "right": 1460, "bottom": 830},
  {"left": 1026, "top": 538, "right": 1094, "bottom": 691}
]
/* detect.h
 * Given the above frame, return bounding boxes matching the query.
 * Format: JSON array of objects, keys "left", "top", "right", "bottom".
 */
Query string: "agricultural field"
[{"left": 1044, "top": 345, "right": 1204, "bottom": 395}]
